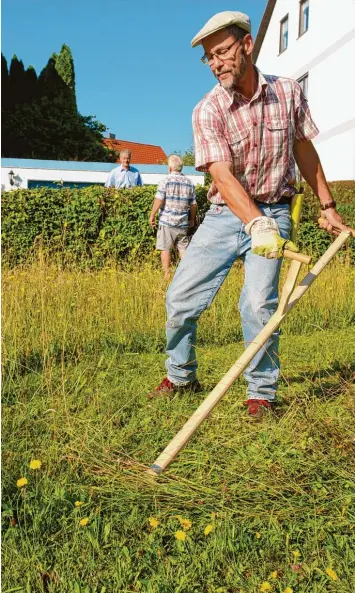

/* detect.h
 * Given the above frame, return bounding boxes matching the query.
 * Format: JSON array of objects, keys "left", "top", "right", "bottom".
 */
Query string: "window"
[
  {"left": 279, "top": 15, "right": 289, "bottom": 53},
  {"left": 28, "top": 180, "right": 104, "bottom": 189},
  {"left": 299, "top": 0, "right": 309, "bottom": 36},
  {"left": 297, "top": 73, "right": 309, "bottom": 98}
]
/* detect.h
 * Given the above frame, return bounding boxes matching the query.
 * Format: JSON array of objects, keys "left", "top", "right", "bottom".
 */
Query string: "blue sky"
[{"left": 2, "top": 0, "right": 266, "bottom": 155}]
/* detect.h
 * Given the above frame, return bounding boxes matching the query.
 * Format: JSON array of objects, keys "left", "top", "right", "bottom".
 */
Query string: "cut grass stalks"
[{"left": 2, "top": 260, "right": 355, "bottom": 592}]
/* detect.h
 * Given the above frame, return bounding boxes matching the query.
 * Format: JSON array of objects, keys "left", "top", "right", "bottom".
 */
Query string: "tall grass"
[
  {"left": 2, "top": 259, "right": 355, "bottom": 592},
  {"left": 2, "top": 259, "right": 354, "bottom": 375}
]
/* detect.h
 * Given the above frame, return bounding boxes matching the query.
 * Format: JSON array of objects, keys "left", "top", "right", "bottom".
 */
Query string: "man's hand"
[
  {"left": 318, "top": 208, "right": 355, "bottom": 237},
  {"left": 245, "top": 216, "right": 299, "bottom": 259},
  {"left": 149, "top": 215, "right": 156, "bottom": 229}
]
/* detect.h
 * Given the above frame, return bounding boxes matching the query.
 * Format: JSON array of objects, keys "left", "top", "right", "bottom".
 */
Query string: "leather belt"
[{"left": 217, "top": 197, "right": 291, "bottom": 206}]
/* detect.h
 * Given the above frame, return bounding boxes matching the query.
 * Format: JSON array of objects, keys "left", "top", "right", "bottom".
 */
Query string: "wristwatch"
[{"left": 320, "top": 200, "right": 336, "bottom": 210}]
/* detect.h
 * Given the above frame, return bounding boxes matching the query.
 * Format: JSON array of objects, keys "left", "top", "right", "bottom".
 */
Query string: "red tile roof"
[{"left": 103, "top": 138, "right": 167, "bottom": 164}]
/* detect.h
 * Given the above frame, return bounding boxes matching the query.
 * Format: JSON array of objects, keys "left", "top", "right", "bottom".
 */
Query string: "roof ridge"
[
  {"left": 106, "top": 138, "right": 165, "bottom": 149},
  {"left": 252, "top": 0, "right": 277, "bottom": 63}
]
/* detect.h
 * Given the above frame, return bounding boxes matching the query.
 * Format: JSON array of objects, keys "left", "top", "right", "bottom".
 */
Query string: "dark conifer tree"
[
  {"left": 8, "top": 54, "right": 26, "bottom": 107},
  {"left": 1, "top": 53, "right": 9, "bottom": 109},
  {"left": 23, "top": 65, "right": 38, "bottom": 104}
]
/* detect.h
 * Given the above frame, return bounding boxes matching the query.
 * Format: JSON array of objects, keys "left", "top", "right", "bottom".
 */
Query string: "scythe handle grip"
[{"left": 284, "top": 250, "right": 312, "bottom": 264}]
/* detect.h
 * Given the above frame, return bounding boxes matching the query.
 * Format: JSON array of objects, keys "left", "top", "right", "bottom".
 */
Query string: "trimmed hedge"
[{"left": 2, "top": 182, "right": 354, "bottom": 268}]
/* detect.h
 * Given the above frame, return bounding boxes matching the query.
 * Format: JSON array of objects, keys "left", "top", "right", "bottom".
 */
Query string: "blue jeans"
[{"left": 165, "top": 202, "right": 291, "bottom": 401}]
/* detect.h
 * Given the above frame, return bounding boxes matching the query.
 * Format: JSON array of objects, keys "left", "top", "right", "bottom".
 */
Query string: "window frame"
[
  {"left": 297, "top": 72, "right": 309, "bottom": 98},
  {"left": 279, "top": 14, "right": 289, "bottom": 54},
  {"left": 298, "top": 0, "right": 310, "bottom": 38}
]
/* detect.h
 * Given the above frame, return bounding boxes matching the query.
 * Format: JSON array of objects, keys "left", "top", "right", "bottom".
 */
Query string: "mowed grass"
[{"left": 2, "top": 260, "right": 355, "bottom": 593}]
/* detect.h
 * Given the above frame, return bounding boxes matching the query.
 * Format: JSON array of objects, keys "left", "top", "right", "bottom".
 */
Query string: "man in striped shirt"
[
  {"left": 148, "top": 11, "right": 352, "bottom": 414},
  {"left": 149, "top": 154, "right": 197, "bottom": 279}
]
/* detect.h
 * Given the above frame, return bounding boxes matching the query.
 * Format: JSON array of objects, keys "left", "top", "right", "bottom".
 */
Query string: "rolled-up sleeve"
[
  {"left": 193, "top": 102, "right": 232, "bottom": 171},
  {"left": 294, "top": 82, "right": 319, "bottom": 142}
]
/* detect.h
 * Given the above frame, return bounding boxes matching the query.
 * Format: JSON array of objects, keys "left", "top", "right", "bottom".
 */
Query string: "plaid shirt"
[
  {"left": 193, "top": 69, "right": 319, "bottom": 204},
  {"left": 156, "top": 171, "right": 196, "bottom": 228}
]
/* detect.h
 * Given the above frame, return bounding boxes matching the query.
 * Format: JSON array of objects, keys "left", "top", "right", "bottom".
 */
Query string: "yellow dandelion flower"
[
  {"left": 325, "top": 567, "right": 338, "bottom": 581},
  {"left": 148, "top": 517, "right": 159, "bottom": 529},
  {"left": 260, "top": 582, "right": 272, "bottom": 592},
  {"left": 270, "top": 571, "right": 278, "bottom": 579},
  {"left": 74, "top": 501, "right": 84, "bottom": 507},
  {"left": 256, "top": 532, "right": 261, "bottom": 539},
  {"left": 292, "top": 550, "right": 301, "bottom": 559},
  {"left": 283, "top": 587, "right": 293, "bottom": 593},
  {"left": 17, "top": 477, "right": 28, "bottom": 488},
  {"left": 79, "top": 517, "right": 89, "bottom": 526},
  {"left": 178, "top": 517, "right": 192, "bottom": 531},
  {"left": 29, "top": 459, "right": 42, "bottom": 470},
  {"left": 204, "top": 524, "right": 213, "bottom": 536},
  {"left": 175, "top": 530, "right": 186, "bottom": 541}
]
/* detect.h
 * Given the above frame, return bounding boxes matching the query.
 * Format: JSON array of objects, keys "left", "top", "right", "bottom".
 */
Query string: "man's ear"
[{"left": 243, "top": 34, "right": 254, "bottom": 57}]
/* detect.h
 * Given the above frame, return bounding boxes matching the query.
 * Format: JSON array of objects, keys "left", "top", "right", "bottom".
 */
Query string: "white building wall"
[
  {"left": 256, "top": 0, "right": 355, "bottom": 180},
  {"left": 315, "top": 129, "right": 355, "bottom": 181},
  {"left": 1, "top": 166, "right": 204, "bottom": 192}
]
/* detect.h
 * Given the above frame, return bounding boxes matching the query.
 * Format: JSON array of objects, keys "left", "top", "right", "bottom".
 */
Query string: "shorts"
[{"left": 156, "top": 225, "right": 190, "bottom": 251}]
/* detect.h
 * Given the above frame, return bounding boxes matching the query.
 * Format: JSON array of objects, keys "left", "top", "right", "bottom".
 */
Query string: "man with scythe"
[{"left": 148, "top": 10, "right": 352, "bottom": 416}]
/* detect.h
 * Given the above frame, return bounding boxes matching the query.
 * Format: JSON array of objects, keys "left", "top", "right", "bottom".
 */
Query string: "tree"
[
  {"left": 179, "top": 145, "right": 195, "bottom": 166},
  {"left": 55, "top": 44, "right": 75, "bottom": 91},
  {"left": 1, "top": 46, "right": 117, "bottom": 162},
  {"left": 38, "top": 56, "right": 67, "bottom": 100},
  {"left": 1, "top": 53, "right": 9, "bottom": 110},
  {"left": 8, "top": 54, "right": 26, "bottom": 107},
  {"left": 23, "top": 66, "right": 38, "bottom": 104},
  {"left": 2, "top": 94, "right": 117, "bottom": 161}
]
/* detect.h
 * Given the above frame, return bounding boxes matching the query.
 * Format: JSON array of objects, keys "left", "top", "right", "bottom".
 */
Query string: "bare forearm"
[
  {"left": 294, "top": 140, "right": 332, "bottom": 206},
  {"left": 208, "top": 162, "right": 261, "bottom": 223},
  {"left": 150, "top": 199, "right": 163, "bottom": 219}
]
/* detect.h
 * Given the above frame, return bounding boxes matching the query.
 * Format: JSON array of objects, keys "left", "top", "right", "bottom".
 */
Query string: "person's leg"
[
  {"left": 160, "top": 250, "right": 171, "bottom": 279},
  {"left": 166, "top": 206, "right": 242, "bottom": 385},
  {"left": 238, "top": 202, "right": 291, "bottom": 402},
  {"left": 156, "top": 226, "right": 174, "bottom": 279},
  {"left": 176, "top": 229, "right": 189, "bottom": 260}
]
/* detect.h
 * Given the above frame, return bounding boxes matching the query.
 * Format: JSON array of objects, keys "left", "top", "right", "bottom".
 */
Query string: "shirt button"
[
  {"left": 254, "top": 143, "right": 258, "bottom": 147},
  {"left": 253, "top": 121, "right": 257, "bottom": 126},
  {"left": 251, "top": 182, "right": 255, "bottom": 187}
]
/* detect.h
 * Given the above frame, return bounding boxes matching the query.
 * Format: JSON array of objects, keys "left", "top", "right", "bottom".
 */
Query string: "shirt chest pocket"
[
  {"left": 264, "top": 117, "right": 289, "bottom": 156},
  {"left": 228, "top": 128, "right": 249, "bottom": 175}
]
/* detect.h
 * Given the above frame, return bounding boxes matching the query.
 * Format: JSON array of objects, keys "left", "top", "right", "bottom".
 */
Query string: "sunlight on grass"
[{"left": 2, "top": 260, "right": 355, "bottom": 592}]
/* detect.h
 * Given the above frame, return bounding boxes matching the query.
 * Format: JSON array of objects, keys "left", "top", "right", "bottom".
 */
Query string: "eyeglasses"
[{"left": 201, "top": 38, "right": 242, "bottom": 65}]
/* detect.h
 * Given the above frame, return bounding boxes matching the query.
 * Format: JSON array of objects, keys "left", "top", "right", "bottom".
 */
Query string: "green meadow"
[{"left": 2, "top": 259, "right": 355, "bottom": 593}]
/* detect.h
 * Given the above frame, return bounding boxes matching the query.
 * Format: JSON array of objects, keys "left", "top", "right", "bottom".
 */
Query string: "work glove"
[{"left": 245, "top": 216, "right": 298, "bottom": 259}]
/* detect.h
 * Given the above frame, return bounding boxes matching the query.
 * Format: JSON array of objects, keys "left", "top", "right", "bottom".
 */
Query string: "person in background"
[
  {"left": 149, "top": 154, "right": 197, "bottom": 280},
  {"left": 105, "top": 148, "right": 143, "bottom": 188}
]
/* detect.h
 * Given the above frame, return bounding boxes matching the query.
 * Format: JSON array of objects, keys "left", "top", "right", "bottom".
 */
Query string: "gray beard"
[{"left": 219, "top": 52, "right": 247, "bottom": 91}]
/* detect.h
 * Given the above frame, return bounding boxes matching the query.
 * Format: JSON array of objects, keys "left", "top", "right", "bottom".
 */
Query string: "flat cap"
[{"left": 191, "top": 11, "right": 251, "bottom": 48}]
